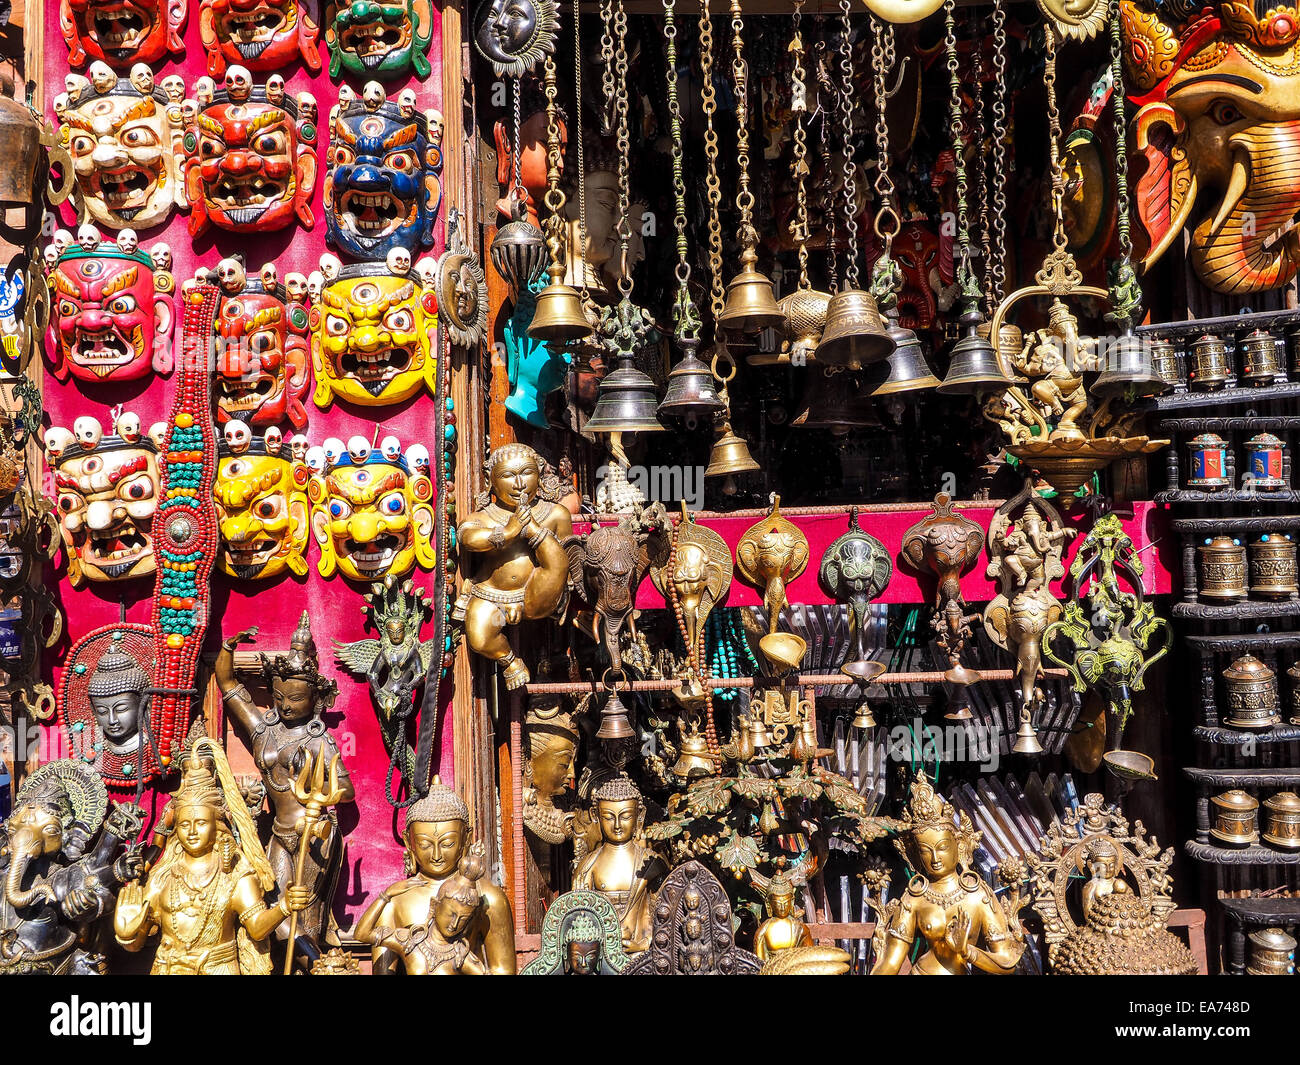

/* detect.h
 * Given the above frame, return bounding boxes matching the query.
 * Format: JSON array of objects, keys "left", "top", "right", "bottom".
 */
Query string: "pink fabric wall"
[{"left": 40, "top": 1, "right": 447, "bottom": 919}]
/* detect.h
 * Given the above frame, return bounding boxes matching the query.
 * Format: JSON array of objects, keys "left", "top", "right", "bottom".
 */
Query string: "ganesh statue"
[
  {"left": 305, "top": 433, "right": 435, "bottom": 581},
  {"left": 323, "top": 83, "right": 443, "bottom": 261},
  {"left": 45, "top": 226, "right": 175, "bottom": 385},
  {"left": 323, "top": 0, "right": 433, "bottom": 81},
  {"left": 198, "top": 0, "right": 322, "bottom": 76},
  {"left": 205, "top": 256, "right": 310, "bottom": 431},
  {"left": 182, "top": 65, "right": 318, "bottom": 237},
  {"left": 44, "top": 408, "right": 166, "bottom": 587},
  {"left": 61, "top": 0, "right": 187, "bottom": 70},
  {"left": 1123, "top": 0, "right": 1300, "bottom": 294},
  {"left": 309, "top": 253, "right": 438, "bottom": 408},
  {"left": 55, "top": 62, "right": 186, "bottom": 231},
  {"left": 1, "top": 761, "right": 145, "bottom": 975},
  {"left": 215, "top": 420, "right": 311, "bottom": 580}
]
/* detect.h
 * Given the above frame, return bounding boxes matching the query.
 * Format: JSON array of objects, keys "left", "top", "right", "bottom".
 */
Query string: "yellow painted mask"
[{"left": 214, "top": 423, "right": 310, "bottom": 580}]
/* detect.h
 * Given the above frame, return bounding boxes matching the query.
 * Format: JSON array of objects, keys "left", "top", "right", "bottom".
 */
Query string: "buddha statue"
[
  {"left": 571, "top": 776, "right": 661, "bottom": 955},
  {"left": 215, "top": 613, "right": 355, "bottom": 967},
  {"left": 867, "top": 777, "right": 1025, "bottom": 975},
  {"left": 753, "top": 870, "right": 814, "bottom": 961},
  {"left": 1080, "top": 837, "right": 1131, "bottom": 922},
  {"left": 86, "top": 633, "right": 149, "bottom": 760},
  {"left": 522, "top": 706, "right": 579, "bottom": 845},
  {"left": 113, "top": 739, "right": 311, "bottom": 975},
  {"left": 453, "top": 443, "right": 574, "bottom": 689},
  {"left": 562, "top": 911, "right": 604, "bottom": 974},
  {"left": 355, "top": 778, "right": 516, "bottom": 974},
  {"left": 520, "top": 888, "right": 630, "bottom": 974}
]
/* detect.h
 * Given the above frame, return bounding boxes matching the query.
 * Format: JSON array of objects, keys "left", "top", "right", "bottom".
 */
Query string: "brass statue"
[
  {"left": 522, "top": 705, "right": 579, "bottom": 845},
  {"left": 356, "top": 778, "right": 516, "bottom": 974},
  {"left": 866, "top": 777, "right": 1025, "bottom": 975},
  {"left": 113, "top": 739, "right": 312, "bottom": 975},
  {"left": 736, "top": 496, "right": 810, "bottom": 672},
  {"left": 819, "top": 507, "right": 892, "bottom": 681},
  {"left": 454, "top": 442, "right": 574, "bottom": 689},
  {"left": 216, "top": 614, "right": 355, "bottom": 964},
  {"left": 751, "top": 868, "right": 813, "bottom": 961},
  {"left": 1026, "top": 792, "right": 1197, "bottom": 974},
  {"left": 520, "top": 889, "right": 631, "bottom": 974},
  {"left": 571, "top": 775, "right": 663, "bottom": 955}
]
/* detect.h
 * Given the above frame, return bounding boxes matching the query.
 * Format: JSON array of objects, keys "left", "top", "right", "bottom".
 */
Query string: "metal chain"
[
  {"left": 613, "top": 0, "right": 633, "bottom": 297},
  {"left": 969, "top": 14, "right": 991, "bottom": 316},
  {"left": 599, "top": 0, "right": 616, "bottom": 135},
  {"left": 730, "top": 0, "right": 757, "bottom": 245},
  {"left": 574, "top": 0, "right": 590, "bottom": 301},
  {"left": 699, "top": 0, "right": 725, "bottom": 322},
  {"left": 511, "top": 79, "right": 523, "bottom": 198},
  {"left": 664, "top": 0, "right": 701, "bottom": 338},
  {"left": 837, "top": 0, "right": 859, "bottom": 288},
  {"left": 869, "top": 15, "right": 901, "bottom": 306},
  {"left": 945, "top": 0, "right": 979, "bottom": 303},
  {"left": 542, "top": 54, "right": 567, "bottom": 266},
  {"left": 1106, "top": 0, "right": 1141, "bottom": 325},
  {"left": 815, "top": 30, "right": 838, "bottom": 291},
  {"left": 989, "top": 0, "right": 1009, "bottom": 304},
  {"left": 790, "top": 0, "right": 811, "bottom": 290},
  {"left": 1043, "top": 26, "right": 1067, "bottom": 256}
]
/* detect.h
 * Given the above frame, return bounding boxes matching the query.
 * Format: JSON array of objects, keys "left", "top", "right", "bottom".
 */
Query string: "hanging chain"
[
  {"left": 730, "top": 0, "right": 757, "bottom": 246},
  {"left": 1043, "top": 27, "right": 1067, "bottom": 257},
  {"left": 869, "top": 15, "right": 901, "bottom": 307},
  {"left": 945, "top": 0, "right": 979, "bottom": 305},
  {"left": 574, "top": 0, "right": 590, "bottom": 301},
  {"left": 1107, "top": 0, "right": 1141, "bottom": 326},
  {"left": 665, "top": 0, "right": 701, "bottom": 338},
  {"left": 699, "top": 0, "right": 725, "bottom": 322},
  {"left": 511, "top": 79, "right": 523, "bottom": 198},
  {"left": 790, "top": 0, "right": 811, "bottom": 291},
  {"left": 815, "top": 29, "right": 838, "bottom": 291},
  {"left": 969, "top": 14, "right": 991, "bottom": 316},
  {"left": 612, "top": 0, "right": 633, "bottom": 297},
  {"left": 989, "top": 0, "right": 1009, "bottom": 304},
  {"left": 599, "top": 0, "right": 617, "bottom": 135},
  {"left": 541, "top": 54, "right": 567, "bottom": 266},
  {"left": 837, "top": 0, "right": 859, "bottom": 288}
]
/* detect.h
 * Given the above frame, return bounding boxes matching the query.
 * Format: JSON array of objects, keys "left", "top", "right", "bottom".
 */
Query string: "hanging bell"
[
  {"left": 791, "top": 368, "right": 880, "bottom": 433},
  {"left": 938, "top": 306, "right": 1013, "bottom": 395},
  {"left": 1091, "top": 332, "right": 1169, "bottom": 398},
  {"left": 489, "top": 198, "right": 547, "bottom": 296},
  {"left": 755, "top": 288, "right": 832, "bottom": 367},
  {"left": 528, "top": 263, "right": 595, "bottom": 342},
  {"left": 595, "top": 688, "right": 636, "bottom": 740},
  {"left": 815, "top": 288, "right": 895, "bottom": 370},
  {"left": 705, "top": 415, "right": 761, "bottom": 478},
  {"left": 585, "top": 355, "right": 666, "bottom": 434},
  {"left": 718, "top": 245, "right": 784, "bottom": 334},
  {"left": 1012, "top": 712, "right": 1044, "bottom": 755},
  {"left": 672, "top": 731, "right": 716, "bottom": 779},
  {"left": 658, "top": 338, "right": 725, "bottom": 420},
  {"left": 851, "top": 700, "right": 877, "bottom": 730},
  {"left": 869, "top": 315, "right": 941, "bottom": 395},
  {"left": 749, "top": 714, "right": 773, "bottom": 750}
]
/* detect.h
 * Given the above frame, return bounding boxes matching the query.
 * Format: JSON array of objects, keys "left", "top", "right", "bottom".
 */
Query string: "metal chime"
[{"left": 489, "top": 79, "right": 548, "bottom": 297}]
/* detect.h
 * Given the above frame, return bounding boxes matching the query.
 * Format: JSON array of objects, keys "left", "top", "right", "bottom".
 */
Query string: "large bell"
[
  {"left": 1011, "top": 710, "right": 1044, "bottom": 755},
  {"left": 704, "top": 415, "right": 761, "bottom": 478},
  {"left": 528, "top": 263, "right": 595, "bottom": 342},
  {"left": 1091, "top": 332, "right": 1169, "bottom": 398},
  {"left": 489, "top": 199, "right": 547, "bottom": 296},
  {"left": 717, "top": 246, "right": 784, "bottom": 335},
  {"left": 792, "top": 368, "right": 880, "bottom": 433},
  {"left": 595, "top": 689, "right": 636, "bottom": 740},
  {"left": 585, "top": 353, "right": 666, "bottom": 434},
  {"left": 937, "top": 306, "right": 1013, "bottom": 395},
  {"left": 869, "top": 317, "right": 941, "bottom": 395},
  {"left": 815, "top": 288, "right": 895, "bottom": 370},
  {"left": 658, "top": 338, "right": 725, "bottom": 420}
]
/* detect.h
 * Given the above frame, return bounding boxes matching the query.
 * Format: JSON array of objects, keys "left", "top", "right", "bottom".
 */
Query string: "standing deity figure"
[
  {"left": 356, "top": 778, "right": 516, "bottom": 974},
  {"left": 571, "top": 776, "right": 662, "bottom": 955},
  {"left": 867, "top": 777, "right": 1025, "bottom": 976},
  {"left": 453, "top": 443, "right": 573, "bottom": 690},
  {"left": 215, "top": 612, "right": 355, "bottom": 965},
  {"left": 113, "top": 739, "right": 311, "bottom": 974}
]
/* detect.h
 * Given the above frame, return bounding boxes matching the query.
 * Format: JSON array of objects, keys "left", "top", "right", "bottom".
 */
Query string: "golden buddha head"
[
  {"left": 592, "top": 775, "right": 642, "bottom": 846},
  {"left": 766, "top": 871, "right": 796, "bottom": 918},
  {"left": 1083, "top": 836, "right": 1122, "bottom": 880},
  {"left": 404, "top": 777, "right": 470, "bottom": 878},
  {"left": 524, "top": 707, "right": 578, "bottom": 801}
]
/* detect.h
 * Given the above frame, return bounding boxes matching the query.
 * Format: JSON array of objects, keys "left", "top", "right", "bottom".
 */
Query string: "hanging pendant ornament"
[
  {"left": 490, "top": 78, "right": 547, "bottom": 300},
  {"left": 816, "top": 0, "right": 894, "bottom": 371},
  {"left": 987, "top": 0, "right": 1009, "bottom": 315},
  {"left": 472, "top": 0, "right": 560, "bottom": 78}
]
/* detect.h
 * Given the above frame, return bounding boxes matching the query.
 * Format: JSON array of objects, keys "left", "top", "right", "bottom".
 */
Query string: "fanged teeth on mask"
[{"left": 89, "top": 531, "right": 148, "bottom": 559}]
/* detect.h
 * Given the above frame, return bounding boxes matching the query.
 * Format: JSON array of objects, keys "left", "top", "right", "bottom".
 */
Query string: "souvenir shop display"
[{"left": 15, "top": 0, "right": 1300, "bottom": 987}]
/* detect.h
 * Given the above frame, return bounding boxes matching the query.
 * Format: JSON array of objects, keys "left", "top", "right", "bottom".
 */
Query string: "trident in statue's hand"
[{"left": 283, "top": 747, "right": 348, "bottom": 974}]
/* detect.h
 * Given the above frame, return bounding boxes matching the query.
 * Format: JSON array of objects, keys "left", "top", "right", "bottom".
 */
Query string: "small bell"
[
  {"left": 595, "top": 688, "right": 635, "bottom": 740},
  {"left": 528, "top": 263, "right": 595, "bottom": 342},
  {"left": 1011, "top": 710, "right": 1044, "bottom": 755},
  {"left": 815, "top": 288, "right": 895, "bottom": 370},
  {"left": 489, "top": 197, "right": 546, "bottom": 296},
  {"left": 869, "top": 315, "right": 941, "bottom": 395},
  {"left": 704, "top": 416, "right": 761, "bottom": 479},
  {"left": 938, "top": 306, "right": 1013, "bottom": 395},
  {"left": 585, "top": 355, "right": 666, "bottom": 434},
  {"left": 718, "top": 246, "right": 784, "bottom": 334},
  {"left": 850, "top": 700, "right": 877, "bottom": 730},
  {"left": 749, "top": 714, "right": 773, "bottom": 750},
  {"left": 1091, "top": 332, "right": 1169, "bottom": 398},
  {"left": 658, "top": 337, "right": 725, "bottom": 420}
]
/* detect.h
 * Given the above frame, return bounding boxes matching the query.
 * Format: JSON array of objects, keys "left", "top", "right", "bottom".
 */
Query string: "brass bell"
[
  {"left": 585, "top": 354, "right": 666, "bottom": 435},
  {"left": 717, "top": 246, "right": 784, "bottom": 334},
  {"left": 938, "top": 306, "right": 1013, "bottom": 395},
  {"left": 791, "top": 369, "right": 880, "bottom": 433},
  {"left": 1091, "top": 333, "right": 1168, "bottom": 398},
  {"left": 850, "top": 700, "right": 877, "bottom": 730},
  {"left": 489, "top": 197, "right": 547, "bottom": 296},
  {"left": 672, "top": 731, "right": 716, "bottom": 780},
  {"left": 815, "top": 288, "right": 895, "bottom": 370},
  {"left": 528, "top": 263, "right": 595, "bottom": 342},
  {"left": 658, "top": 338, "right": 725, "bottom": 420},
  {"left": 595, "top": 688, "right": 636, "bottom": 740},
  {"left": 704, "top": 415, "right": 761, "bottom": 480},
  {"left": 869, "top": 315, "right": 941, "bottom": 395},
  {"left": 748, "top": 714, "right": 773, "bottom": 750},
  {"left": 1012, "top": 713, "right": 1044, "bottom": 755},
  {"left": 758, "top": 288, "right": 832, "bottom": 367}
]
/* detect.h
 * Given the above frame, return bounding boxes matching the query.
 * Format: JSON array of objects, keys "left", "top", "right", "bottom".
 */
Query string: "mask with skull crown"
[
  {"left": 198, "top": 0, "right": 321, "bottom": 77},
  {"left": 215, "top": 422, "right": 310, "bottom": 580},
  {"left": 324, "top": 0, "right": 432, "bottom": 81},
  {"left": 45, "top": 409, "right": 167, "bottom": 587},
  {"left": 181, "top": 66, "right": 319, "bottom": 236},
  {"left": 61, "top": 0, "right": 187, "bottom": 69},
  {"left": 308, "top": 257, "right": 438, "bottom": 408},
  {"left": 323, "top": 83, "right": 443, "bottom": 260},
  {"left": 45, "top": 227, "right": 175, "bottom": 386},
  {"left": 56, "top": 63, "right": 187, "bottom": 231},
  {"left": 206, "top": 257, "right": 311, "bottom": 430},
  {"left": 305, "top": 434, "right": 435, "bottom": 581}
]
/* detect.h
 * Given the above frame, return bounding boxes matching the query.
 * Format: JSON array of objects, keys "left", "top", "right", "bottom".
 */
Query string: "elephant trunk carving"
[{"left": 4, "top": 833, "right": 54, "bottom": 911}]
